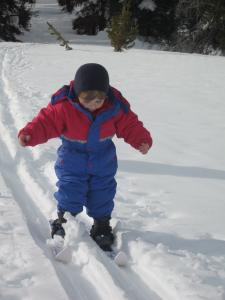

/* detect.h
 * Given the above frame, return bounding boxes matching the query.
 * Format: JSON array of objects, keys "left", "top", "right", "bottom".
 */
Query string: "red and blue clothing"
[{"left": 19, "top": 81, "right": 152, "bottom": 218}]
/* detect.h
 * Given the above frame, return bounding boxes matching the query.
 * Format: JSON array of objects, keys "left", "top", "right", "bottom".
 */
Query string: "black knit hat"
[{"left": 74, "top": 63, "right": 109, "bottom": 95}]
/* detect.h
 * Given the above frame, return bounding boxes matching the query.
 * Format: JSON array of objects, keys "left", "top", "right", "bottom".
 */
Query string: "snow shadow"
[
  {"left": 118, "top": 160, "right": 225, "bottom": 181},
  {"left": 150, "top": 232, "right": 225, "bottom": 256},
  {"left": 122, "top": 229, "right": 225, "bottom": 257}
]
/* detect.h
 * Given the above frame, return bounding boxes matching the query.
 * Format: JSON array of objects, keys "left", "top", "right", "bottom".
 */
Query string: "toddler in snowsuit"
[{"left": 18, "top": 63, "right": 153, "bottom": 250}]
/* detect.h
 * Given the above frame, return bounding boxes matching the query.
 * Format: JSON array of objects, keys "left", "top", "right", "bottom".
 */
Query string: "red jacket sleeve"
[
  {"left": 18, "top": 102, "right": 65, "bottom": 146},
  {"left": 115, "top": 107, "right": 153, "bottom": 150}
]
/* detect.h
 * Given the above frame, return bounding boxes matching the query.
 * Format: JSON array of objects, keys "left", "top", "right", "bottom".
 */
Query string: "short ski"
[
  {"left": 48, "top": 236, "right": 127, "bottom": 266},
  {"left": 47, "top": 235, "right": 72, "bottom": 264},
  {"left": 47, "top": 219, "right": 128, "bottom": 266},
  {"left": 104, "top": 249, "right": 128, "bottom": 267}
]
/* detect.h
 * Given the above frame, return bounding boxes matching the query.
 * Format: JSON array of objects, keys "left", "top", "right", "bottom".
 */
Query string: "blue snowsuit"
[
  {"left": 53, "top": 85, "right": 126, "bottom": 219},
  {"left": 19, "top": 82, "right": 152, "bottom": 219}
]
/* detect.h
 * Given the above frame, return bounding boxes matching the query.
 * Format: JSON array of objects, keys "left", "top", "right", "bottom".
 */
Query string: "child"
[{"left": 18, "top": 63, "right": 153, "bottom": 251}]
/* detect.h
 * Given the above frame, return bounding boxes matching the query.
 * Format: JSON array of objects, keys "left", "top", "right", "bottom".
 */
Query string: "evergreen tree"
[
  {"left": 0, "top": 0, "right": 35, "bottom": 41},
  {"left": 107, "top": 0, "right": 122, "bottom": 18},
  {"left": 72, "top": 1, "right": 107, "bottom": 35},
  {"left": 107, "top": 0, "right": 138, "bottom": 51},
  {"left": 175, "top": 0, "right": 225, "bottom": 54},
  {"left": 134, "top": 0, "right": 178, "bottom": 41},
  {"left": 57, "top": 0, "right": 122, "bottom": 35},
  {"left": 57, "top": 0, "right": 76, "bottom": 13},
  {"left": 57, "top": 0, "right": 110, "bottom": 35}
]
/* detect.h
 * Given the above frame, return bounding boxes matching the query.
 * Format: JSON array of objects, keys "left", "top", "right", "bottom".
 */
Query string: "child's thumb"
[
  {"left": 19, "top": 134, "right": 31, "bottom": 146},
  {"left": 25, "top": 135, "right": 31, "bottom": 141}
]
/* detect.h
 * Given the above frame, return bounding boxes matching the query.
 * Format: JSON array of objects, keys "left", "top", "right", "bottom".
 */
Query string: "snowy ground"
[{"left": 1, "top": 1, "right": 225, "bottom": 300}]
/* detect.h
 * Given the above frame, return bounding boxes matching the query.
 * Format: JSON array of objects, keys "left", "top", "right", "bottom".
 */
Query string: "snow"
[
  {"left": 139, "top": 0, "right": 156, "bottom": 11},
  {"left": 1, "top": 1, "right": 225, "bottom": 299}
]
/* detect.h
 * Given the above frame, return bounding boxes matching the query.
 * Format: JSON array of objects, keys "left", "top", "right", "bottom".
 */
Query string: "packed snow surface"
[{"left": 0, "top": 1, "right": 225, "bottom": 299}]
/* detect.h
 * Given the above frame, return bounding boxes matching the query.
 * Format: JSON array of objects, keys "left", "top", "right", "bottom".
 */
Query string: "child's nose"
[{"left": 92, "top": 103, "right": 98, "bottom": 109}]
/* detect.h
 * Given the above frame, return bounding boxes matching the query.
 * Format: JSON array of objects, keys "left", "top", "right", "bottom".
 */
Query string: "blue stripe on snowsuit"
[{"left": 53, "top": 85, "right": 125, "bottom": 218}]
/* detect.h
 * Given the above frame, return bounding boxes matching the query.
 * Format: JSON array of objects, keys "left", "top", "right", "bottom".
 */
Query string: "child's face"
[{"left": 78, "top": 97, "right": 105, "bottom": 112}]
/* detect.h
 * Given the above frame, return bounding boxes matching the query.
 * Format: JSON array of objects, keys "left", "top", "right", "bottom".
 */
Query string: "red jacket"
[{"left": 19, "top": 83, "right": 152, "bottom": 150}]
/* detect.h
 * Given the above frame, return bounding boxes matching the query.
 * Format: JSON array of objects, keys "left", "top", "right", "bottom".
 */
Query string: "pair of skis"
[{"left": 47, "top": 222, "right": 128, "bottom": 267}]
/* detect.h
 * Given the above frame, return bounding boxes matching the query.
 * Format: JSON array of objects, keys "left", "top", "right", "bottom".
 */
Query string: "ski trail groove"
[{"left": 1, "top": 45, "right": 56, "bottom": 212}]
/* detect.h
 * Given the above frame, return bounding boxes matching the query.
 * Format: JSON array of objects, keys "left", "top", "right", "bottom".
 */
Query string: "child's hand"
[
  {"left": 138, "top": 143, "right": 150, "bottom": 154},
  {"left": 18, "top": 134, "right": 31, "bottom": 147}
]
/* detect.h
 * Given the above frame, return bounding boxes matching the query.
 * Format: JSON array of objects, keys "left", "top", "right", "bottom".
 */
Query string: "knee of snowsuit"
[{"left": 54, "top": 140, "right": 118, "bottom": 219}]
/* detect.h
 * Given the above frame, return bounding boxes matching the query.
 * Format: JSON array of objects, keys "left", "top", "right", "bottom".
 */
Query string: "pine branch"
[{"left": 47, "top": 21, "right": 72, "bottom": 50}]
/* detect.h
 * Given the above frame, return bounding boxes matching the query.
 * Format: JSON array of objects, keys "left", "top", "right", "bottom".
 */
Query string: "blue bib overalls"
[{"left": 54, "top": 90, "right": 122, "bottom": 219}]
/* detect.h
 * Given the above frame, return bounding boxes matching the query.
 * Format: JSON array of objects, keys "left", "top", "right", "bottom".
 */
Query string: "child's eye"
[{"left": 95, "top": 99, "right": 104, "bottom": 104}]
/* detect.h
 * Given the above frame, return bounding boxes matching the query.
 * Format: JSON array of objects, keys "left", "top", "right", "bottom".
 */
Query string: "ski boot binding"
[
  {"left": 90, "top": 218, "right": 114, "bottom": 251},
  {"left": 50, "top": 211, "right": 67, "bottom": 239}
]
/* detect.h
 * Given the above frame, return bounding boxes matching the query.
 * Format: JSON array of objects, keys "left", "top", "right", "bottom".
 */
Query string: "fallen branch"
[{"left": 47, "top": 21, "right": 72, "bottom": 50}]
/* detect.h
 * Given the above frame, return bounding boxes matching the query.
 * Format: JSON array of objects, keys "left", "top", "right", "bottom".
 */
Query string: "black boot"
[
  {"left": 90, "top": 217, "right": 114, "bottom": 251},
  {"left": 50, "top": 211, "right": 67, "bottom": 239}
]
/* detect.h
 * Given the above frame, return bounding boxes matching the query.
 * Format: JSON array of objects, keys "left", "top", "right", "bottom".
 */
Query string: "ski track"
[{"left": 0, "top": 44, "right": 167, "bottom": 300}]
